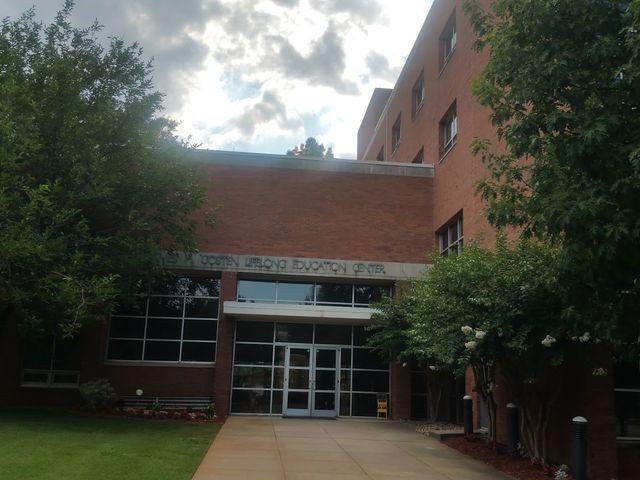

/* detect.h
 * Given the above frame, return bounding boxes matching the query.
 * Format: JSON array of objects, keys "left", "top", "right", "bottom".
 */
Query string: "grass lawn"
[{"left": 0, "top": 408, "right": 221, "bottom": 480}]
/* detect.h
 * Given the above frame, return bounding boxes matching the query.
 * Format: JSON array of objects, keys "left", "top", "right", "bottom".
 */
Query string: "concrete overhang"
[{"left": 223, "top": 301, "right": 376, "bottom": 325}]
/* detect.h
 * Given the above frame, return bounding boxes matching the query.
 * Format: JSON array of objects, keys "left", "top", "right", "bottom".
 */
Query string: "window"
[
  {"left": 438, "top": 213, "right": 463, "bottom": 256},
  {"left": 440, "top": 11, "right": 456, "bottom": 68},
  {"left": 412, "top": 72, "right": 424, "bottom": 117},
  {"left": 615, "top": 359, "right": 640, "bottom": 441},
  {"left": 392, "top": 114, "right": 401, "bottom": 152},
  {"left": 230, "top": 322, "right": 389, "bottom": 417},
  {"left": 376, "top": 146, "right": 384, "bottom": 162},
  {"left": 237, "top": 280, "right": 391, "bottom": 308},
  {"left": 440, "top": 101, "right": 457, "bottom": 157},
  {"left": 22, "top": 334, "right": 81, "bottom": 388},
  {"left": 412, "top": 147, "right": 424, "bottom": 164},
  {"left": 107, "top": 276, "right": 220, "bottom": 363}
]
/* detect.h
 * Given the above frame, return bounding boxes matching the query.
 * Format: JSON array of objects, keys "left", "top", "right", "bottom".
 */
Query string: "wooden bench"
[{"left": 120, "top": 396, "right": 213, "bottom": 410}]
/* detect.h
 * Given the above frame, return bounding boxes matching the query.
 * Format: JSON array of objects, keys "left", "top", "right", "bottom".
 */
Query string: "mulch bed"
[{"left": 442, "top": 436, "right": 569, "bottom": 480}]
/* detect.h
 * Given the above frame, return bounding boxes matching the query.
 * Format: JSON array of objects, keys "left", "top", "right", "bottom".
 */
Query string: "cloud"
[
  {"left": 365, "top": 51, "right": 400, "bottom": 82},
  {"left": 231, "top": 90, "right": 302, "bottom": 137},
  {"left": 268, "top": 23, "right": 359, "bottom": 94},
  {"left": 271, "top": 0, "right": 300, "bottom": 6},
  {"left": 310, "top": 0, "right": 382, "bottom": 23}
]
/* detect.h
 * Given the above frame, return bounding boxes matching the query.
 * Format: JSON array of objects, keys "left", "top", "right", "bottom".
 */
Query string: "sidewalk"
[{"left": 192, "top": 416, "right": 514, "bottom": 479}]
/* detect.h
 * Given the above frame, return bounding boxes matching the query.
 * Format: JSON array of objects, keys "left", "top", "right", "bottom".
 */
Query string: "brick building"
[
  {"left": 356, "top": 0, "right": 638, "bottom": 478},
  {"left": 0, "top": 0, "right": 638, "bottom": 479}
]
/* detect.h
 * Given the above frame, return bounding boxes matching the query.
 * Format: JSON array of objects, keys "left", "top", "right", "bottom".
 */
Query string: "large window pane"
[
  {"left": 146, "top": 318, "right": 182, "bottom": 340},
  {"left": 341, "top": 348, "right": 351, "bottom": 368},
  {"left": 352, "top": 393, "right": 377, "bottom": 416},
  {"left": 237, "top": 280, "right": 276, "bottom": 303},
  {"left": 352, "top": 370, "right": 389, "bottom": 392},
  {"left": 233, "top": 367, "right": 272, "bottom": 389},
  {"left": 272, "top": 390, "right": 283, "bottom": 414},
  {"left": 144, "top": 341, "right": 180, "bottom": 361},
  {"left": 148, "top": 296, "right": 183, "bottom": 317},
  {"left": 278, "top": 282, "right": 314, "bottom": 304},
  {"left": 23, "top": 335, "right": 54, "bottom": 369},
  {"left": 109, "top": 317, "right": 146, "bottom": 339},
  {"left": 184, "top": 277, "right": 220, "bottom": 297},
  {"left": 353, "top": 348, "right": 388, "bottom": 370},
  {"left": 184, "top": 298, "right": 219, "bottom": 318},
  {"left": 231, "top": 389, "right": 271, "bottom": 413},
  {"left": 314, "top": 325, "right": 351, "bottom": 345},
  {"left": 108, "top": 339, "right": 143, "bottom": 360},
  {"left": 354, "top": 285, "right": 389, "bottom": 305},
  {"left": 615, "top": 391, "right": 640, "bottom": 438},
  {"left": 151, "top": 277, "right": 189, "bottom": 296},
  {"left": 113, "top": 296, "right": 147, "bottom": 316},
  {"left": 181, "top": 342, "right": 215, "bottom": 362},
  {"left": 276, "top": 323, "right": 313, "bottom": 343},
  {"left": 353, "top": 326, "right": 368, "bottom": 346},
  {"left": 234, "top": 344, "right": 273, "bottom": 365},
  {"left": 316, "top": 284, "right": 352, "bottom": 305},
  {"left": 183, "top": 320, "right": 217, "bottom": 341},
  {"left": 236, "top": 321, "right": 274, "bottom": 343}
]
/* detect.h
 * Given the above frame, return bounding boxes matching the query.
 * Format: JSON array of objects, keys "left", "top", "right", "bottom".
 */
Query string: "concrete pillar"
[
  {"left": 389, "top": 360, "right": 411, "bottom": 420},
  {"left": 213, "top": 271, "right": 237, "bottom": 418}
]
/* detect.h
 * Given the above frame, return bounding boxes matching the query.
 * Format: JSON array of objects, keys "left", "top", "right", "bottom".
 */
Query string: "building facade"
[
  {"left": 357, "top": 1, "right": 638, "bottom": 478},
  {"left": 1, "top": 0, "right": 638, "bottom": 479}
]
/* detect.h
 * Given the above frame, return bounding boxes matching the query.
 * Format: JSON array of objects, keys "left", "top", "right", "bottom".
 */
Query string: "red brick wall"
[
  {"left": 196, "top": 164, "right": 434, "bottom": 264},
  {"left": 390, "top": 361, "right": 411, "bottom": 420},
  {"left": 213, "top": 271, "right": 237, "bottom": 417},
  {"left": 357, "top": 0, "right": 497, "bottom": 248}
]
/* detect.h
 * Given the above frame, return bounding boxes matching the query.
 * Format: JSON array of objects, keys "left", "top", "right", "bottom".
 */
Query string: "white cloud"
[{"left": 3, "top": 0, "right": 433, "bottom": 158}]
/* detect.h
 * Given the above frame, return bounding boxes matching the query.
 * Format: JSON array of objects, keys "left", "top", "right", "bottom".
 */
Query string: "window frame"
[
  {"left": 21, "top": 335, "right": 81, "bottom": 389},
  {"left": 106, "top": 276, "right": 220, "bottom": 365},
  {"left": 440, "top": 101, "right": 457, "bottom": 159},
  {"left": 440, "top": 11, "right": 457, "bottom": 70},
  {"left": 437, "top": 213, "right": 463, "bottom": 256},
  {"left": 412, "top": 72, "right": 425, "bottom": 118},
  {"left": 412, "top": 147, "right": 424, "bottom": 164},
  {"left": 391, "top": 114, "right": 402, "bottom": 153}
]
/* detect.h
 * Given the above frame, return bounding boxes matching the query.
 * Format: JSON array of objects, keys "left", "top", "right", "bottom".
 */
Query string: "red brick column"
[
  {"left": 0, "top": 315, "right": 22, "bottom": 404},
  {"left": 213, "top": 271, "right": 237, "bottom": 417},
  {"left": 390, "top": 360, "right": 411, "bottom": 420}
]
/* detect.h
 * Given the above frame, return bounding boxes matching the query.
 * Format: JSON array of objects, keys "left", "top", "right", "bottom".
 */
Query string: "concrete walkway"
[{"left": 192, "top": 416, "right": 513, "bottom": 480}]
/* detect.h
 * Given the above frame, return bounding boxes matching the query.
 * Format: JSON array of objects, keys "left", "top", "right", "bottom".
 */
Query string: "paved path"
[{"left": 192, "top": 416, "right": 513, "bottom": 479}]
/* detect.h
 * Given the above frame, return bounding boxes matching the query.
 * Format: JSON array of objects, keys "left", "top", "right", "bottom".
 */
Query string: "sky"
[{"left": 2, "top": 0, "right": 434, "bottom": 159}]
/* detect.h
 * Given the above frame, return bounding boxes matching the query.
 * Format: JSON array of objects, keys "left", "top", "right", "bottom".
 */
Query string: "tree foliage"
[
  {"left": 464, "top": 0, "right": 640, "bottom": 346},
  {"left": 286, "top": 137, "right": 334, "bottom": 159},
  {"left": 368, "top": 238, "right": 594, "bottom": 459},
  {"left": 0, "top": 2, "right": 211, "bottom": 337}
]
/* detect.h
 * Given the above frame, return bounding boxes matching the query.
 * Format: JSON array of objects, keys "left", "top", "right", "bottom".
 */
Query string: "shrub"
[
  {"left": 79, "top": 378, "right": 116, "bottom": 410},
  {"left": 204, "top": 402, "right": 215, "bottom": 420}
]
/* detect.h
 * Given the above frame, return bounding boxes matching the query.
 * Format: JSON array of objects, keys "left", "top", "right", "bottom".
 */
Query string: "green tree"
[
  {"left": 286, "top": 137, "right": 334, "bottom": 158},
  {"left": 369, "top": 238, "right": 574, "bottom": 460},
  {"left": 465, "top": 0, "right": 640, "bottom": 347},
  {"left": 0, "top": 2, "right": 212, "bottom": 338}
]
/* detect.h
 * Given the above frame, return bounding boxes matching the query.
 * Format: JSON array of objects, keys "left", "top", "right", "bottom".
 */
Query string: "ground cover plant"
[{"left": 0, "top": 408, "right": 220, "bottom": 480}]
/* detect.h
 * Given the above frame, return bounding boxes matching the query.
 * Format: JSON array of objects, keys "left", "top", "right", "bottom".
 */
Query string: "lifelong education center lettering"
[{"left": 161, "top": 252, "right": 392, "bottom": 277}]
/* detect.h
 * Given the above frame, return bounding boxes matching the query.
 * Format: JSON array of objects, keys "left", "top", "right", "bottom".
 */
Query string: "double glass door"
[{"left": 282, "top": 346, "right": 339, "bottom": 417}]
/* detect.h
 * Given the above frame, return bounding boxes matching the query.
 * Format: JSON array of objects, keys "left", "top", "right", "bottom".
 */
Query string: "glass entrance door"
[
  {"left": 282, "top": 346, "right": 339, "bottom": 417},
  {"left": 312, "top": 347, "right": 339, "bottom": 417}
]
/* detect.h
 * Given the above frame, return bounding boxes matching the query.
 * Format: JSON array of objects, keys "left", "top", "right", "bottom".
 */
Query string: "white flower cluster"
[
  {"left": 541, "top": 335, "right": 556, "bottom": 347},
  {"left": 461, "top": 325, "right": 473, "bottom": 335},
  {"left": 554, "top": 465, "right": 569, "bottom": 480},
  {"left": 592, "top": 367, "right": 607, "bottom": 376},
  {"left": 465, "top": 341, "right": 477, "bottom": 350},
  {"left": 429, "top": 365, "right": 439, "bottom": 371},
  {"left": 475, "top": 330, "right": 486, "bottom": 339},
  {"left": 579, "top": 332, "right": 590, "bottom": 343}
]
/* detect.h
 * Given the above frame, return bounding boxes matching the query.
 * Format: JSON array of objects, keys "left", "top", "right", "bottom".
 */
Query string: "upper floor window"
[
  {"left": 412, "top": 72, "right": 424, "bottom": 117},
  {"left": 107, "top": 276, "right": 220, "bottom": 363},
  {"left": 237, "top": 280, "right": 391, "bottom": 308},
  {"left": 412, "top": 147, "right": 424, "bottom": 164},
  {"left": 440, "top": 101, "right": 457, "bottom": 158},
  {"left": 392, "top": 114, "right": 402, "bottom": 152},
  {"left": 376, "top": 146, "right": 384, "bottom": 162},
  {"left": 438, "top": 213, "right": 463, "bottom": 256},
  {"left": 440, "top": 11, "right": 456, "bottom": 68}
]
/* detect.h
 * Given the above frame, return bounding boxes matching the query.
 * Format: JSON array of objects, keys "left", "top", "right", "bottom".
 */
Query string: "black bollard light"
[
  {"left": 463, "top": 395, "right": 473, "bottom": 436},
  {"left": 572, "top": 416, "right": 588, "bottom": 480},
  {"left": 506, "top": 403, "right": 519, "bottom": 455}
]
